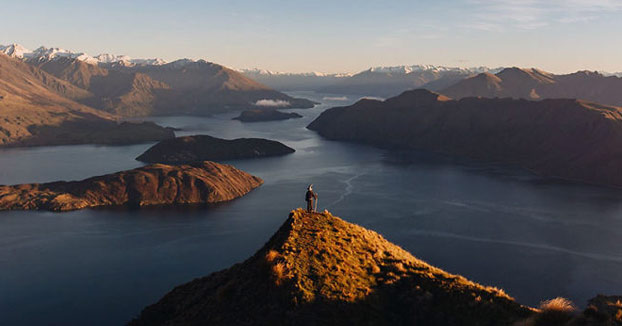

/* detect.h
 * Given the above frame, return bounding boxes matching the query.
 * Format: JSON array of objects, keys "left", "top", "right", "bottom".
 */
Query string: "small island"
[
  {"left": 136, "top": 135, "right": 295, "bottom": 164},
  {"left": 233, "top": 109, "right": 303, "bottom": 122},
  {"left": 0, "top": 161, "right": 263, "bottom": 212}
]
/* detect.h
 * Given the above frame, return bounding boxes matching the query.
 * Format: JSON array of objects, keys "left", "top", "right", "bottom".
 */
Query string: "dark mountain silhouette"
[
  {"left": 136, "top": 135, "right": 295, "bottom": 164},
  {"left": 233, "top": 109, "right": 302, "bottom": 122},
  {"left": 308, "top": 89, "right": 622, "bottom": 188}
]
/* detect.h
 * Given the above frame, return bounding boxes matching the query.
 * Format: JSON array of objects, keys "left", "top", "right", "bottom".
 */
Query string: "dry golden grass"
[
  {"left": 532, "top": 297, "right": 576, "bottom": 326},
  {"left": 265, "top": 249, "right": 280, "bottom": 262},
  {"left": 130, "top": 208, "right": 533, "bottom": 326}
]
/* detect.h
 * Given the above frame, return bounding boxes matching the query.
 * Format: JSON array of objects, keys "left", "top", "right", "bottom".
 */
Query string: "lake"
[{"left": 1, "top": 91, "right": 621, "bottom": 325}]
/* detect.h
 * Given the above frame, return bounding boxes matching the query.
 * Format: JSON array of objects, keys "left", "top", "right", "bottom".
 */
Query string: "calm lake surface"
[{"left": 1, "top": 91, "right": 622, "bottom": 325}]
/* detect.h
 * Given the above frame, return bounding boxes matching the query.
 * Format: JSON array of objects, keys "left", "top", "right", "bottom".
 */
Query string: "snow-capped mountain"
[
  {"left": 0, "top": 43, "right": 166, "bottom": 66},
  {"left": 0, "top": 43, "right": 33, "bottom": 58},
  {"left": 94, "top": 53, "right": 166, "bottom": 66},
  {"left": 239, "top": 68, "right": 352, "bottom": 91},
  {"left": 367, "top": 64, "right": 494, "bottom": 75},
  {"left": 239, "top": 68, "right": 352, "bottom": 78},
  {"left": 240, "top": 64, "right": 501, "bottom": 95}
]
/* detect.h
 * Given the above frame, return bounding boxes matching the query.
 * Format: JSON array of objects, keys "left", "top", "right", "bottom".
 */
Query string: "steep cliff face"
[
  {"left": 136, "top": 135, "right": 295, "bottom": 164},
  {"left": 0, "top": 161, "right": 263, "bottom": 211},
  {"left": 308, "top": 89, "right": 622, "bottom": 188},
  {"left": 129, "top": 209, "right": 532, "bottom": 326}
]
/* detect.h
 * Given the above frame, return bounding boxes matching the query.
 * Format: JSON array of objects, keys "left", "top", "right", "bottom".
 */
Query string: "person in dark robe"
[{"left": 305, "top": 184, "right": 318, "bottom": 212}]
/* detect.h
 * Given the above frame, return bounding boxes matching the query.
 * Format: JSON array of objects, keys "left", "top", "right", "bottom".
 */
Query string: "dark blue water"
[{"left": 1, "top": 92, "right": 622, "bottom": 325}]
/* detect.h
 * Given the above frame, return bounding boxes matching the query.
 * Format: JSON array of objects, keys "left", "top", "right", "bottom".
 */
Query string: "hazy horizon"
[{"left": 3, "top": 0, "right": 622, "bottom": 74}]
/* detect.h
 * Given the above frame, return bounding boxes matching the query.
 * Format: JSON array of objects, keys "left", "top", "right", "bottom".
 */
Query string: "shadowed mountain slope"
[{"left": 308, "top": 89, "right": 622, "bottom": 188}]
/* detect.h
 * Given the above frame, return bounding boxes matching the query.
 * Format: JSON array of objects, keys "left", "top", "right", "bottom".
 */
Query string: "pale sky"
[{"left": 2, "top": 0, "right": 622, "bottom": 74}]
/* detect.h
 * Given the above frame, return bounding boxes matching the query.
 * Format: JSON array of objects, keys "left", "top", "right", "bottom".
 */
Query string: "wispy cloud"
[
  {"left": 254, "top": 99, "right": 290, "bottom": 107},
  {"left": 464, "top": 0, "right": 622, "bottom": 31}
]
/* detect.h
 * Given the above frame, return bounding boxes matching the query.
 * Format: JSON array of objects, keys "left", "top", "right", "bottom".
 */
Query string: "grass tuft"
[{"left": 534, "top": 297, "right": 576, "bottom": 326}]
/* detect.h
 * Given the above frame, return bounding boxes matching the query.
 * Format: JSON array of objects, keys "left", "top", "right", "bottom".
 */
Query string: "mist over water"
[{"left": 1, "top": 92, "right": 622, "bottom": 325}]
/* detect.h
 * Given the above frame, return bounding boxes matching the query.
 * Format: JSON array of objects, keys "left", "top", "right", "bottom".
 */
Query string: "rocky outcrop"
[
  {"left": 308, "top": 89, "right": 622, "bottom": 188},
  {"left": 136, "top": 135, "right": 295, "bottom": 164},
  {"left": 0, "top": 161, "right": 262, "bottom": 211},
  {"left": 129, "top": 209, "right": 532, "bottom": 326},
  {"left": 233, "top": 109, "right": 302, "bottom": 122}
]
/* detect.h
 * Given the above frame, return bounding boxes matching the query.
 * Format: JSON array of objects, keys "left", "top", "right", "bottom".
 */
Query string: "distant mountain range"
[
  {"left": 239, "top": 68, "right": 349, "bottom": 92},
  {"left": 241, "top": 65, "right": 500, "bottom": 97},
  {"left": 242, "top": 64, "right": 622, "bottom": 106},
  {"left": 0, "top": 53, "right": 173, "bottom": 146},
  {"left": 0, "top": 43, "right": 166, "bottom": 66},
  {"left": 441, "top": 67, "right": 622, "bottom": 107},
  {"left": 1, "top": 43, "right": 315, "bottom": 117},
  {"left": 0, "top": 43, "right": 316, "bottom": 146}
]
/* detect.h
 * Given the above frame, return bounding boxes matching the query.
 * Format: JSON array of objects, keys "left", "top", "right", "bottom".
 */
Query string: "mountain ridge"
[
  {"left": 308, "top": 89, "right": 622, "bottom": 188},
  {"left": 0, "top": 53, "right": 173, "bottom": 146},
  {"left": 442, "top": 67, "right": 622, "bottom": 106},
  {"left": 129, "top": 208, "right": 532, "bottom": 325}
]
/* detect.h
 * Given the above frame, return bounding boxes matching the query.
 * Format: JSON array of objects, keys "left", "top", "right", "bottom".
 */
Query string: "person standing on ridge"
[{"left": 305, "top": 184, "right": 318, "bottom": 213}]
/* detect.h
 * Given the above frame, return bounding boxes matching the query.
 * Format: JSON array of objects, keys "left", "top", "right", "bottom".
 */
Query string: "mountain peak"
[
  {"left": 130, "top": 209, "right": 530, "bottom": 325},
  {"left": 386, "top": 88, "right": 452, "bottom": 106},
  {"left": 0, "top": 43, "right": 31, "bottom": 58},
  {"left": 496, "top": 67, "right": 555, "bottom": 84}
]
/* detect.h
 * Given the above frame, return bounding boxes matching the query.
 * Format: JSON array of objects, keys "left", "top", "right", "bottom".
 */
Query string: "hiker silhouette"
[{"left": 305, "top": 185, "right": 318, "bottom": 212}]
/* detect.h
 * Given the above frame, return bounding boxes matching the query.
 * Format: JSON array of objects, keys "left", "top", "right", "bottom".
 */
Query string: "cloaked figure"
[{"left": 305, "top": 184, "right": 318, "bottom": 212}]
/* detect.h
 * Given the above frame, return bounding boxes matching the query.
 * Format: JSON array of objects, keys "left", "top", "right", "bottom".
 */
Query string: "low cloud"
[
  {"left": 323, "top": 96, "right": 348, "bottom": 101},
  {"left": 254, "top": 99, "right": 290, "bottom": 107},
  {"left": 358, "top": 96, "right": 385, "bottom": 101}
]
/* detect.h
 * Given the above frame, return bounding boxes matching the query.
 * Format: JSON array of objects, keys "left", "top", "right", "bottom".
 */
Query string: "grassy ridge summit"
[
  {"left": 136, "top": 135, "right": 295, "bottom": 164},
  {"left": 0, "top": 161, "right": 262, "bottom": 212},
  {"left": 308, "top": 89, "right": 622, "bottom": 188},
  {"left": 129, "top": 209, "right": 532, "bottom": 326},
  {"left": 0, "top": 53, "right": 173, "bottom": 146}
]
